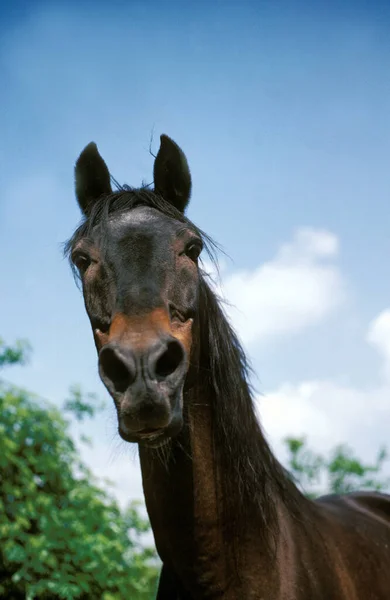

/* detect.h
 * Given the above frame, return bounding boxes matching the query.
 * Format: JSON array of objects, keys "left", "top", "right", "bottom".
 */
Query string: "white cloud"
[
  {"left": 260, "top": 380, "right": 389, "bottom": 459},
  {"left": 259, "top": 308, "right": 390, "bottom": 467},
  {"left": 366, "top": 309, "right": 390, "bottom": 381},
  {"left": 204, "top": 227, "right": 345, "bottom": 347}
]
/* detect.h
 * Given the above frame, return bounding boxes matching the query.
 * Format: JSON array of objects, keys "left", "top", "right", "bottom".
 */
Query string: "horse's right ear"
[
  {"left": 74, "top": 142, "right": 112, "bottom": 216},
  {"left": 153, "top": 135, "right": 192, "bottom": 213}
]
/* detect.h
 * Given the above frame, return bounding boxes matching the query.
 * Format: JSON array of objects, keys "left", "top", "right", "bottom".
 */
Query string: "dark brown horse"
[{"left": 66, "top": 135, "right": 390, "bottom": 599}]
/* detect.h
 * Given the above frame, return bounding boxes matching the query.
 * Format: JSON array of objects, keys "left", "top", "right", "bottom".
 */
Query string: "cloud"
[
  {"left": 204, "top": 227, "right": 345, "bottom": 347},
  {"left": 260, "top": 380, "right": 389, "bottom": 458},
  {"left": 258, "top": 308, "right": 390, "bottom": 466},
  {"left": 366, "top": 309, "right": 390, "bottom": 381}
]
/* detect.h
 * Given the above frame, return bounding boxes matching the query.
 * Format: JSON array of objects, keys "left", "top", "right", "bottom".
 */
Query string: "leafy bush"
[{"left": 0, "top": 340, "right": 158, "bottom": 599}]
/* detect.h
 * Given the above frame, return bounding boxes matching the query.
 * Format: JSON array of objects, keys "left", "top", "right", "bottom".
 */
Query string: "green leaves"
[
  {"left": 63, "top": 384, "right": 106, "bottom": 422},
  {"left": 327, "top": 444, "right": 390, "bottom": 494},
  {"left": 0, "top": 338, "right": 31, "bottom": 369},
  {"left": 285, "top": 436, "right": 390, "bottom": 498},
  {"left": 0, "top": 380, "right": 158, "bottom": 599}
]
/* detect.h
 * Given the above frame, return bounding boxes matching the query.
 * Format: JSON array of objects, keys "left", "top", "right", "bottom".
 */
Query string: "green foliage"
[
  {"left": 0, "top": 381, "right": 159, "bottom": 599},
  {"left": 63, "top": 384, "right": 105, "bottom": 422},
  {"left": 327, "top": 444, "right": 390, "bottom": 494},
  {"left": 285, "top": 436, "right": 390, "bottom": 498},
  {"left": 0, "top": 338, "right": 31, "bottom": 369}
]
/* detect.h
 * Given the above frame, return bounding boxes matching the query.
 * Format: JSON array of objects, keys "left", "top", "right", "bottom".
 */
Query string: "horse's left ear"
[
  {"left": 74, "top": 142, "right": 112, "bottom": 216},
  {"left": 153, "top": 134, "right": 192, "bottom": 213}
]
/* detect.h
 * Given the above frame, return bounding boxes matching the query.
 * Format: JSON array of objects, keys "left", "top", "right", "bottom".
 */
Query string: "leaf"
[
  {"left": 284, "top": 437, "right": 390, "bottom": 498},
  {"left": 0, "top": 338, "right": 31, "bottom": 369},
  {"left": 63, "top": 385, "right": 105, "bottom": 422}
]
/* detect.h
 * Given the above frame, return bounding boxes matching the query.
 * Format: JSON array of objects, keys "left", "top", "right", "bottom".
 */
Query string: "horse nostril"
[
  {"left": 99, "top": 345, "right": 136, "bottom": 394},
  {"left": 154, "top": 340, "right": 185, "bottom": 380}
]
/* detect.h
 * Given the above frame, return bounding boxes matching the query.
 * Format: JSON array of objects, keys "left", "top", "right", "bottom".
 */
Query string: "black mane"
[{"left": 197, "top": 279, "right": 306, "bottom": 561}]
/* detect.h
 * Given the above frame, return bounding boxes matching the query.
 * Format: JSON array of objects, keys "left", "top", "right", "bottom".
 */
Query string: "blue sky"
[{"left": 1, "top": 1, "right": 390, "bottom": 503}]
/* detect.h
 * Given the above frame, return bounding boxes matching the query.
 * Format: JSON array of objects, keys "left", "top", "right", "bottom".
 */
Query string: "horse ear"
[
  {"left": 74, "top": 142, "right": 112, "bottom": 216},
  {"left": 153, "top": 134, "right": 192, "bottom": 213}
]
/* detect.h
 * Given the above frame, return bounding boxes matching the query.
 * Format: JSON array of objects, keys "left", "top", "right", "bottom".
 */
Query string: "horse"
[{"left": 66, "top": 134, "right": 390, "bottom": 599}]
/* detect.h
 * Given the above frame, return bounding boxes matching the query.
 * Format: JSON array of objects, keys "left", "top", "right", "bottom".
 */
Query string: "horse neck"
[
  {"left": 139, "top": 282, "right": 309, "bottom": 594},
  {"left": 139, "top": 384, "right": 307, "bottom": 598},
  {"left": 139, "top": 387, "right": 229, "bottom": 592}
]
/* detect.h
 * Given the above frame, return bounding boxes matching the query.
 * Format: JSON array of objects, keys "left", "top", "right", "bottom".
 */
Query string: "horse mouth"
[
  {"left": 140, "top": 429, "right": 171, "bottom": 448},
  {"left": 115, "top": 386, "right": 184, "bottom": 447},
  {"left": 118, "top": 424, "right": 173, "bottom": 448},
  {"left": 138, "top": 428, "right": 165, "bottom": 441}
]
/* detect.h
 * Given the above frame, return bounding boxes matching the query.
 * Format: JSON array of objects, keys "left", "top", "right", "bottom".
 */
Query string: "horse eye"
[
  {"left": 72, "top": 253, "right": 91, "bottom": 273},
  {"left": 185, "top": 241, "right": 203, "bottom": 261}
]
